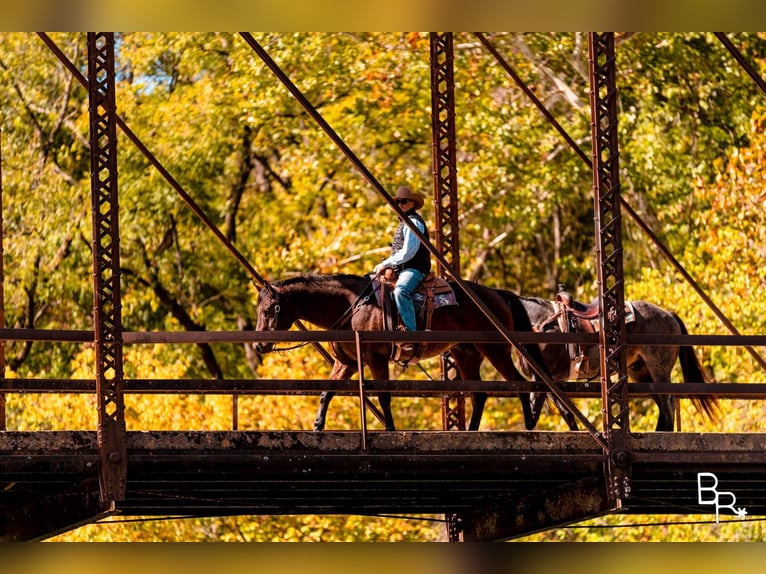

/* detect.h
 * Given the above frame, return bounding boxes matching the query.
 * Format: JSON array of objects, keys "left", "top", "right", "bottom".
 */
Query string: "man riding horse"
[{"left": 373, "top": 186, "right": 431, "bottom": 355}]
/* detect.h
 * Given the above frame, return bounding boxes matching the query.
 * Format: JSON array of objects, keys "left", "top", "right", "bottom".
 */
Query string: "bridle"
[
  {"left": 257, "top": 282, "right": 297, "bottom": 353},
  {"left": 256, "top": 274, "right": 377, "bottom": 354}
]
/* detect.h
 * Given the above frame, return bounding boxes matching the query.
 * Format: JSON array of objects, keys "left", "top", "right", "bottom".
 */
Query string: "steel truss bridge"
[{"left": 2, "top": 32, "right": 766, "bottom": 542}]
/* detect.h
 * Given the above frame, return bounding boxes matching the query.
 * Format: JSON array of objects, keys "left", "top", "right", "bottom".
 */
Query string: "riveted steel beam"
[
  {"left": 430, "top": 32, "right": 465, "bottom": 542},
  {"left": 588, "top": 32, "right": 631, "bottom": 507},
  {"left": 87, "top": 32, "right": 126, "bottom": 505},
  {"left": 430, "top": 33, "right": 465, "bottom": 435}
]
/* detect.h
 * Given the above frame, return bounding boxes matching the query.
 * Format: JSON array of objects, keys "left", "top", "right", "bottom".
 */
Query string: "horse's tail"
[
  {"left": 672, "top": 311, "right": 721, "bottom": 423},
  {"left": 499, "top": 289, "right": 547, "bottom": 368},
  {"left": 497, "top": 288, "right": 552, "bottom": 429}
]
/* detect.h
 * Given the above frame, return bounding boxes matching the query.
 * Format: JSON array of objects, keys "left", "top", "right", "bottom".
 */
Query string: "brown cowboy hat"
[{"left": 393, "top": 186, "right": 425, "bottom": 210}]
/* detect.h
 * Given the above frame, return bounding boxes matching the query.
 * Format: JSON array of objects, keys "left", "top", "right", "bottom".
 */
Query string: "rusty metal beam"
[
  {"left": 462, "top": 477, "right": 609, "bottom": 541},
  {"left": 714, "top": 32, "right": 766, "bottom": 96},
  {"left": 5, "top": 429, "right": 766, "bottom": 541},
  {"left": 1, "top": 378, "right": 765, "bottom": 399},
  {"left": 87, "top": 32, "right": 126, "bottom": 505},
  {"left": 430, "top": 32, "right": 461, "bottom": 282},
  {"left": 0, "top": 128, "right": 5, "bottom": 431},
  {"left": 430, "top": 33, "right": 466, "bottom": 464},
  {"left": 3, "top": 327, "right": 766, "bottom": 347},
  {"left": 0, "top": 482, "right": 106, "bottom": 542},
  {"left": 589, "top": 32, "right": 631, "bottom": 507}
]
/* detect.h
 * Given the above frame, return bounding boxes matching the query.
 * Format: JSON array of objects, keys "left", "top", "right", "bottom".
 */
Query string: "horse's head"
[{"left": 254, "top": 281, "right": 295, "bottom": 354}]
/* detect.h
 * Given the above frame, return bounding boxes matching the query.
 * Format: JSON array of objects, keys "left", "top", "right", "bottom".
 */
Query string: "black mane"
[{"left": 274, "top": 273, "right": 365, "bottom": 288}]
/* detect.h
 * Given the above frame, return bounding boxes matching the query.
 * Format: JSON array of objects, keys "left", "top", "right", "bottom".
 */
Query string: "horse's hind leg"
[
  {"left": 631, "top": 353, "right": 676, "bottom": 432},
  {"left": 314, "top": 360, "right": 357, "bottom": 431},
  {"left": 529, "top": 388, "right": 579, "bottom": 430},
  {"left": 652, "top": 394, "right": 676, "bottom": 432},
  {"left": 475, "top": 344, "right": 533, "bottom": 430},
  {"left": 451, "top": 345, "right": 486, "bottom": 431}
]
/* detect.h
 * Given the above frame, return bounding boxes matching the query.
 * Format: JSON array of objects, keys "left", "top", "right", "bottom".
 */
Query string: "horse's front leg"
[
  {"left": 368, "top": 354, "right": 394, "bottom": 431},
  {"left": 377, "top": 393, "right": 394, "bottom": 431},
  {"left": 313, "top": 391, "right": 335, "bottom": 431},
  {"left": 314, "top": 360, "right": 356, "bottom": 431},
  {"left": 528, "top": 390, "right": 547, "bottom": 429}
]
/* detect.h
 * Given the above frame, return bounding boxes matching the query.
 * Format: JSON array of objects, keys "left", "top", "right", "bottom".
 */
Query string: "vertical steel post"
[
  {"left": 0, "top": 128, "right": 5, "bottom": 431},
  {"left": 588, "top": 33, "right": 631, "bottom": 506},
  {"left": 430, "top": 32, "right": 464, "bottom": 432},
  {"left": 355, "top": 331, "right": 368, "bottom": 451},
  {"left": 430, "top": 32, "right": 465, "bottom": 542},
  {"left": 88, "top": 32, "right": 127, "bottom": 505}
]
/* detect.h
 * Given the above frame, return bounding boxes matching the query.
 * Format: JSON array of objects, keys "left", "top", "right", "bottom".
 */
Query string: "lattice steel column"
[
  {"left": 430, "top": 32, "right": 465, "bottom": 543},
  {"left": 588, "top": 33, "right": 631, "bottom": 507},
  {"left": 0, "top": 129, "right": 5, "bottom": 431},
  {"left": 88, "top": 32, "right": 127, "bottom": 504},
  {"left": 430, "top": 33, "right": 465, "bottom": 435},
  {"left": 430, "top": 33, "right": 461, "bottom": 282}
]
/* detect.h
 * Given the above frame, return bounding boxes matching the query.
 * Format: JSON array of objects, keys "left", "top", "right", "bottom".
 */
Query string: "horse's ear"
[{"left": 261, "top": 281, "right": 276, "bottom": 298}]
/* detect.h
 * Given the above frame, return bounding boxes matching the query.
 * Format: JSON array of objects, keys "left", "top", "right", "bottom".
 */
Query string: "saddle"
[
  {"left": 373, "top": 271, "right": 457, "bottom": 364},
  {"left": 540, "top": 286, "right": 635, "bottom": 379}
]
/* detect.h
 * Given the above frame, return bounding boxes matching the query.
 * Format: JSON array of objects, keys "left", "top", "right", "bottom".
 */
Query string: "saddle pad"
[
  {"left": 371, "top": 277, "right": 457, "bottom": 310},
  {"left": 412, "top": 282, "right": 457, "bottom": 309}
]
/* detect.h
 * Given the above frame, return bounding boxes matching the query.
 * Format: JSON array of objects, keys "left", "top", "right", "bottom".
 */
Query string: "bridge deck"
[{"left": 2, "top": 430, "right": 765, "bottom": 541}]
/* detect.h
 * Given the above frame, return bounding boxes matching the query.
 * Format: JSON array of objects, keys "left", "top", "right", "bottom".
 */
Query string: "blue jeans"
[{"left": 393, "top": 268, "right": 425, "bottom": 331}]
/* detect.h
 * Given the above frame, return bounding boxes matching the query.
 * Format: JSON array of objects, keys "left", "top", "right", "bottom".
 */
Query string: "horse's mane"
[
  {"left": 273, "top": 273, "right": 368, "bottom": 294},
  {"left": 520, "top": 295, "right": 551, "bottom": 306}
]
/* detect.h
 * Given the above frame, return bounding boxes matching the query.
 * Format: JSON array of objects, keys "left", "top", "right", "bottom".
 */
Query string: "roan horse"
[
  {"left": 254, "top": 273, "right": 545, "bottom": 431},
  {"left": 505, "top": 292, "right": 720, "bottom": 432}
]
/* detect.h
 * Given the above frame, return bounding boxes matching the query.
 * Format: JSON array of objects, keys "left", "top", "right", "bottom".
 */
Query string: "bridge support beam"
[
  {"left": 588, "top": 32, "right": 632, "bottom": 506},
  {"left": 430, "top": 32, "right": 466, "bottom": 542},
  {"left": 461, "top": 477, "right": 610, "bottom": 542},
  {"left": 87, "top": 32, "right": 127, "bottom": 506},
  {"left": 0, "top": 481, "right": 105, "bottom": 542}
]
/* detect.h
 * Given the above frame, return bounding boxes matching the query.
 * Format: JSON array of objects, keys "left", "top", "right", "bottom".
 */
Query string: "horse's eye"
[{"left": 266, "top": 305, "right": 280, "bottom": 318}]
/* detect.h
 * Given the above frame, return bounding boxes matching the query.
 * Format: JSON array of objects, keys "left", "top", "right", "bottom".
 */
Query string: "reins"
[{"left": 263, "top": 273, "right": 378, "bottom": 354}]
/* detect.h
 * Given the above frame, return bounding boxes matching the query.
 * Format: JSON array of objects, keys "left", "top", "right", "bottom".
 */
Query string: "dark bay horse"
[
  {"left": 510, "top": 294, "right": 720, "bottom": 432},
  {"left": 254, "top": 273, "right": 543, "bottom": 431}
]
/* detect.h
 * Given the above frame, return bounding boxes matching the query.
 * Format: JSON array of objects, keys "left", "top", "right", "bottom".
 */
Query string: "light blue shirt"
[{"left": 379, "top": 215, "right": 426, "bottom": 269}]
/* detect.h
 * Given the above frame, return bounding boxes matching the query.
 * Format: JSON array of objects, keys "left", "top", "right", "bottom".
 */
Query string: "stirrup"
[{"left": 391, "top": 342, "right": 417, "bottom": 365}]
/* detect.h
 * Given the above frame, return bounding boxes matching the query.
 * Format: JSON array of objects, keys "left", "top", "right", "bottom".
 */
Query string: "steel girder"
[
  {"left": 430, "top": 33, "right": 465, "bottom": 435},
  {"left": 588, "top": 32, "right": 631, "bottom": 506},
  {"left": 430, "top": 32, "right": 465, "bottom": 541},
  {"left": 87, "top": 32, "right": 127, "bottom": 505}
]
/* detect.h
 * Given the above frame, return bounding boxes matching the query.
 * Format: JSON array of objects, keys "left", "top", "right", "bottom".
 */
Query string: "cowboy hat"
[{"left": 393, "top": 186, "right": 425, "bottom": 210}]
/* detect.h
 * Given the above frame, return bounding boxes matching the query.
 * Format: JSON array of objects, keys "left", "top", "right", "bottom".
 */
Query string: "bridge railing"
[{"left": 2, "top": 328, "right": 766, "bottom": 441}]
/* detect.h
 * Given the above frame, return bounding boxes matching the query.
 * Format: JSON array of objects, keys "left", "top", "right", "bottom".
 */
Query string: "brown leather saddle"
[
  {"left": 538, "top": 286, "right": 635, "bottom": 379},
  {"left": 373, "top": 271, "right": 456, "bottom": 364}
]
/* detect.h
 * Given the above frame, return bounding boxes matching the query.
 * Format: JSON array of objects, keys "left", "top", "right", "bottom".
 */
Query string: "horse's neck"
[{"left": 282, "top": 278, "right": 359, "bottom": 329}]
